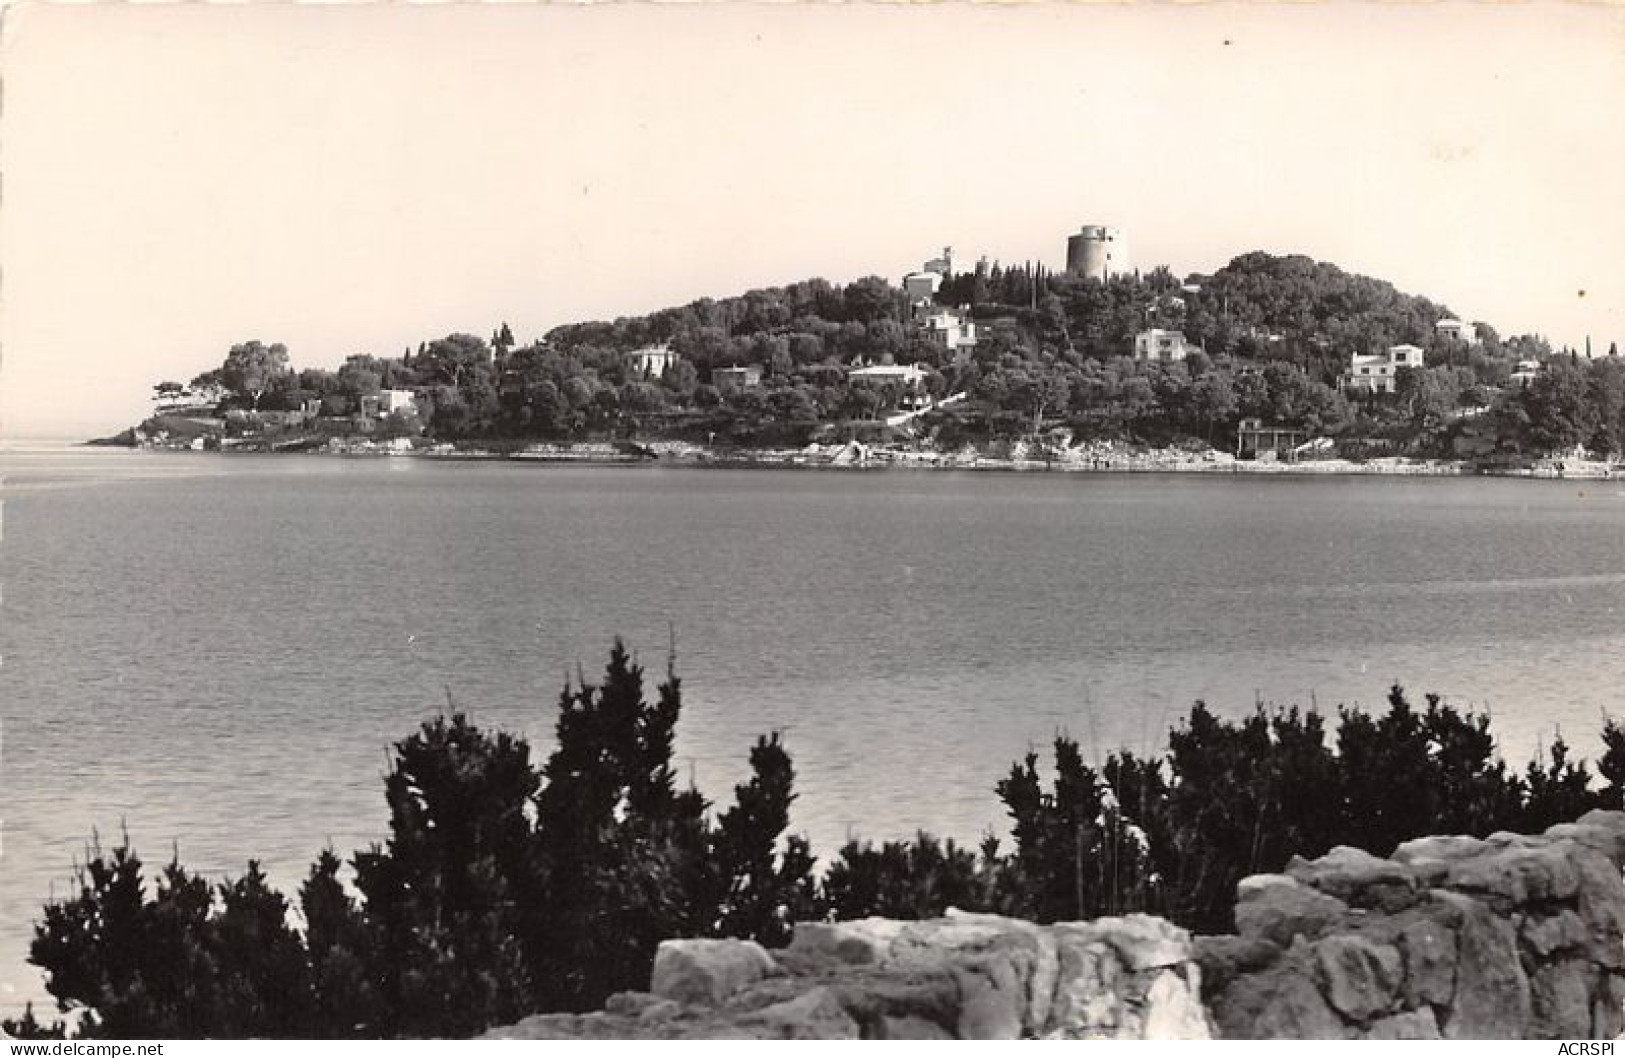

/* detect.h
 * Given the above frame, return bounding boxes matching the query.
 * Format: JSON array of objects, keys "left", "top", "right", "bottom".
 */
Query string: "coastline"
[{"left": 89, "top": 434, "right": 1623, "bottom": 480}]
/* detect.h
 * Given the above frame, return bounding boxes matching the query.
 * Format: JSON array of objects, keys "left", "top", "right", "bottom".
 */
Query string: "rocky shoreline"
[
  {"left": 279, "top": 442, "right": 1619, "bottom": 480},
  {"left": 97, "top": 431, "right": 1621, "bottom": 480}
]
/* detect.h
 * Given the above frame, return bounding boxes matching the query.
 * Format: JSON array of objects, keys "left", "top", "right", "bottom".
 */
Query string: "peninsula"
[{"left": 103, "top": 239, "right": 1624, "bottom": 477}]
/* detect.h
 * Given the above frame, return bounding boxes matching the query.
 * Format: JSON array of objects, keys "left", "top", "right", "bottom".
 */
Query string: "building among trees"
[
  {"left": 631, "top": 344, "right": 680, "bottom": 378},
  {"left": 1133, "top": 328, "right": 1193, "bottom": 363},
  {"left": 711, "top": 365, "right": 762, "bottom": 389},
  {"left": 1509, "top": 359, "right": 1544, "bottom": 387},
  {"left": 1435, "top": 318, "right": 1480, "bottom": 345},
  {"left": 922, "top": 308, "right": 978, "bottom": 353},
  {"left": 1235, "top": 417, "right": 1307, "bottom": 459},
  {"left": 1344, "top": 344, "right": 1425, "bottom": 394},
  {"left": 1065, "top": 225, "right": 1130, "bottom": 281}
]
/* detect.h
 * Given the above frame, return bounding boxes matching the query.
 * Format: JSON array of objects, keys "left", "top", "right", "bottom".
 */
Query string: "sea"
[{"left": 2, "top": 442, "right": 1624, "bottom": 1016}]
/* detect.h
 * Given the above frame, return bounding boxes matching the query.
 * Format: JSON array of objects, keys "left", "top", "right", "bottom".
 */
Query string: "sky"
[{"left": 2, "top": 2, "right": 1623, "bottom": 438}]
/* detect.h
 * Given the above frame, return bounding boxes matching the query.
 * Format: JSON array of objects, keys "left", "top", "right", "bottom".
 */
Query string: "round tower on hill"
[{"left": 1066, "top": 225, "right": 1130, "bottom": 281}]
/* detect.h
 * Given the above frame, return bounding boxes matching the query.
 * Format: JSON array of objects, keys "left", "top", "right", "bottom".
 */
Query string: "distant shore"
[{"left": 87, "top": 432, "right": 1623, "bottom": 481}]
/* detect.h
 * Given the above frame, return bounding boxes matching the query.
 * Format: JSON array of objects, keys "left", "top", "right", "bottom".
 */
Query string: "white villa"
[
  {"left": 922, "top": 309, "right": 978, "bottom": 352},
  {"left": 848, "top": 363, "right": 928, "bottom": 387},
  {"left": 1133, "top": 328, "right": 1192, "bottom": 363},
  {"left": 1344, "top": 344, "right": 1425, "bottom": 394},
  {"left": 630, "top": 344, "right": 680, "bottom": 378},
  {"left": 358, "top": 389, "right": 419, "bottom": 419},
  {"left": 1436, "top": 319, "right": 1480, "bottom": 345},
  {"left": 1509, "top": 359, "right": 1543, "bottom": 387},
  {"left": 848, "top": 362, "right": 931, "bottom": 412},
  {"left": 378, "top": 389, "right": 419, "bottom": 415}
]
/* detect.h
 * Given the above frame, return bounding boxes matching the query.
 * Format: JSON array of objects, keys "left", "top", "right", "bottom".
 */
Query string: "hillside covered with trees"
[{"left": 141, "top": 252, "right": 1622, "bottom": 463}]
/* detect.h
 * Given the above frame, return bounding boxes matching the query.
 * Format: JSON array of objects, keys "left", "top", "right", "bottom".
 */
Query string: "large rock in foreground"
[
  {"left": 486, "top": 911, "right": 1210, "bottom": 1040},
  {"left": 1201, "top": 811, "right": 1625, "bottom": 1039},
  {"left": 486, "top": 811, "right": 1625, "bottom": 1040},
  {"left": 649, "top": 939, "right": 779, "bottom": 1006}
]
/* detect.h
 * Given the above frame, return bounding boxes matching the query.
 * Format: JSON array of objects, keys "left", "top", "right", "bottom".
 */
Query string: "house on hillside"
[
  {"left": 378, "top": 389, "right": 418, "bottom": 415},
  {"left": 848, "top": 363, "right": 927, "bottom": 386},
  {"left": 360, "top": 389, "right": 419, "bottom": 419},
  {"left": 848, "top": 362, "right": 931, "bottom": 412},
  {"left": 922, "top": 309, "right": 978, "bottom": 352},
  {"left": 1133, "top": 328, "right": 1192, "bottom": 363},
  {"left": 1509, "top": 360, "right": 1543, "bottom": 387},
  {"left": 848, "top": 362, "right": 930, "bottom": 397},
  {"left": 630, "top": 344, "right": 680, "bottom": 378},
  {"left": 1436, "top": 319, "right": 1480, "bottom": 345},
  {"left": 1344, "top": 344, "right": 1424, "bottom": 395},
  {"left": 711, "top": 365, "right": 762, "bottom": 390}
]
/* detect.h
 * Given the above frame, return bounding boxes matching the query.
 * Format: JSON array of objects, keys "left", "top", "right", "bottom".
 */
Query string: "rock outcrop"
[
  {"left": 486, "top": 810, "right": 1625, "bottom": 1040},
  {"left": 1199, "top": 809, "right": 1625, "bottom": 1039},
  {"left": 486, "top": 911, "right": 1210, "bottom": 1040}
]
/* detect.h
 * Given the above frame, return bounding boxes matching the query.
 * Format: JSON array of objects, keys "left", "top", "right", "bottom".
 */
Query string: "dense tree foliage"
[
  {"left": 824, "top": 686, "right": 1621, "bottom": 935},
  {"left": 14, "top": 848, "right": 310, "bottom": 1037},
  {"left": 189, "top": 341, "right": 291, "bottom": 411},
  {"left": 822, "top": 834, "right": 996, "bottom": 921},
  {"left": 9, "top": 642, "right": 812, "bottom": 1039},
  {"left": 172, "top": 253, "right": 1618, "bottom": 459},
  {"left": 13, "top": 658, "right": 1625, "bottom": 1038}
]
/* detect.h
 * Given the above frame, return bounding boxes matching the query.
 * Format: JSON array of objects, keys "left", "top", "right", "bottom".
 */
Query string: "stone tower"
[{"left": 1066, "top": 225, "right": 1130, "bottom": 281}]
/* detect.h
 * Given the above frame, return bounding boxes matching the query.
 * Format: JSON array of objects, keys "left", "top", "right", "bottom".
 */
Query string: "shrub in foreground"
[
  {"left": 12, "top": 664, "right": 1625, "bottom": 1038},
  {"left": 9, "top": 641, "right": 813, "bottom": 1038}
]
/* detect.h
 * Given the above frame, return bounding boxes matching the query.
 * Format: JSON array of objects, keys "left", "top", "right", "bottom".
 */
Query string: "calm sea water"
[{"left": 3, "top": 445, "right": 1625, "bottom": 1013}]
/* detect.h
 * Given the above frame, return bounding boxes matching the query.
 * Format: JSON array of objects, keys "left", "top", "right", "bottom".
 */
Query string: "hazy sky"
[{"left": 3, "top": 2, "right": 1623, "bottom": 437}]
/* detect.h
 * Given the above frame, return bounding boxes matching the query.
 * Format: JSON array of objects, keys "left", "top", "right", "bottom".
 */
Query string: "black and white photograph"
[{"left": 2, "top": 1, "right": 1624, "bottom": 1043}]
